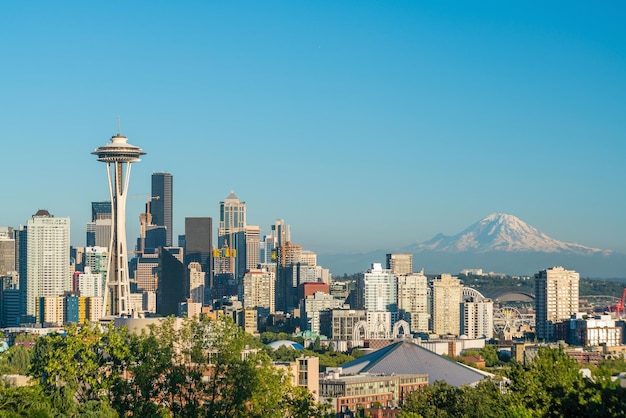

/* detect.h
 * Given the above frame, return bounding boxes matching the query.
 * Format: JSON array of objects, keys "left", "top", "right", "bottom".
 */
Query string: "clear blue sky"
[{"left": 1, "top": 1, "right": 625, "bottom": 255}]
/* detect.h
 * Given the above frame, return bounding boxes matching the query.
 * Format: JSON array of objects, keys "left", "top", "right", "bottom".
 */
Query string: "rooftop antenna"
[{"left": 117, "top": 116, "right": 121, "bottom": 135}]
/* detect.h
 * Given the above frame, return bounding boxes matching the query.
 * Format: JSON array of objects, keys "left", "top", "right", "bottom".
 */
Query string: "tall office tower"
[
  {"left": 535, "top": 266, "right": 580, "bottom": 341},
  {"left": 15, "top": 226, "right": 27, "bottom": 320},
  {"left": 157, "top": 247, "right": 186, "bottom": 316},
  {"left": 397, "top": 272, "right": 429, "bottom": 332},
  {"left": 86, "top": 201, "right": 111, "bottom": 247},
  {"left": 184, "top": 217, "right": 212, "bottom": 271},
  {"left": 259, "top": 219, "right": 290, "bottom": 264},
  {"left": 461, "top": 298, "right": 493, "bottom": 339},
  {"left": 0, "top": 283, "right": 20, "bottom": 327},
  {"left": 359, "top": 263, "right": 397, "bottom": 312},
  {"left": 272, "top": 219, "right": 290, "bottom": 248},
  {"left": 188, "top": 262, "right": 205, "bottom": 305},
  {"left": 134, "top": 253, "right": 159, "bottom": 292},
  {"left": 184, "top": 217, "right": 212, "bottom": 298},
  {"left": 92, "top": 201, "right": 112, "bottom": 221},
  {"left": 242, "top": 269, "right": 275, "bottom": 317},
  {"left": 217, "top": 191, "right": 246, "bottom": 281},
  {"left": 218, "top": 191, "right": 246, "bottom": 237},
  {"left": 25, "top": 210, "right": 71, "bottom": 322},
  {"left": 244, "top": 226, "right": 260, "bottom": 271},
  {"left": 144, "top": 225, "right": 167, "bottom": 253},
  {"left": 151, "top": 172, "right": 173, "bottom": 246},
  {"left": 275, "top": 241, "right": 303, "bottom": 313},
  {"left": 386, "top": 253, "right": 413, "bottom": 276},
  {"left": 94, "top": 219, "right": 113, "bottom": 248},
  {"left": 0, "top": 228, "right": 15, "bottom": 275},
  {"left": 430, "top": 274, "right": 462, "bottom": 336},
  {"left": 93, "top": 131, "right": 145, "bottom": 317}
]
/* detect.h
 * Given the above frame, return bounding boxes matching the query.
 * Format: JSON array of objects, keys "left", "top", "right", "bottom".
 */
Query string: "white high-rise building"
[
  {"left": 397, "top": 272, "right": 429, "bottom": 332},
  {"left": 359, "top": 263, "right": 397, "bottom": 312},
  {"left": 535, "top": 266, "right": 579, "bottom": 341},
  {"left": 430, "top": 274, "right": 462, "bottom": 336},
  {"left": 26, "top": 210, "right": 70, "bottom": 321},
  {"left": 462, "top": 299, "right": 493, "bottom": 339},
  {"left": 78, "top": 267, "right": 104, "bottom": 297},
  {"left": 84, "top": 246, "right": 108, "bottom": 295}
]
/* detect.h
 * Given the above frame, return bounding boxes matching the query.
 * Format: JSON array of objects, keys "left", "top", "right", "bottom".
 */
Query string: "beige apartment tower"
[
  {"left": 386, "top": 253, "right": 413, "bottom": 276},
  {"left": 430, "top": 274, "right": 462, "bottom": 336},
  {"left": 242, "top": 269, "right": 275, "bottom": 316},
  {"left": 535, "top": 266, "right": 579, "bottom": 341},
  {"left": 397, "top": 272, "right": 429, "bottom": 332}
]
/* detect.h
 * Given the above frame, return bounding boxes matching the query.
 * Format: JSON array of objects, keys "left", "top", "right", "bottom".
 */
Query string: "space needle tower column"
[{"left": 92, "top": 131, "right": 145, "bottom": 317}]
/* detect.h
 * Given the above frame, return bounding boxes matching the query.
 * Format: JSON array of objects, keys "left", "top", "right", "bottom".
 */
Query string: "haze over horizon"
[{"left": 2, "top": 2, "right": 625, "bottom": 256}]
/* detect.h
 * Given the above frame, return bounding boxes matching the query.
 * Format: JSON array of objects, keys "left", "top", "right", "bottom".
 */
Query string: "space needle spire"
[{"left": 92, "top": 128, "right": 145, "bottom": 317}]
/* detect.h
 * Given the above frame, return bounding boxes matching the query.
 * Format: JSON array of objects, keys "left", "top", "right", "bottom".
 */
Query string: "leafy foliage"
[
  {"left": 400, "top": 346, "right": 626, "bottom": 418},
  {"left": 21, "top": 316, "right": 329, "bottom": 417},
  {"left": 0, "top": 346, "right": 33, "bottom": 375}
]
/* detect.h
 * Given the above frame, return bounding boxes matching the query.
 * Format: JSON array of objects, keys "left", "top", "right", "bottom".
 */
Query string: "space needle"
[{"left": 92, "top": 128, "right": 145, "bottom": 317}]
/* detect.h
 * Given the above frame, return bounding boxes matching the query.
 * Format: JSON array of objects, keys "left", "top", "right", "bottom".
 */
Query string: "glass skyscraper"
[{"left": 151, "top": 172, "right": 173, "bottom": 246}]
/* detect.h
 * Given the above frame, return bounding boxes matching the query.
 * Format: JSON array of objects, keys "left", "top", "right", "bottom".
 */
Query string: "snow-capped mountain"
[
  {"left": 319, "top": 213, "right": 624, "bottom": 277},
  {"left": 412, "top": 213, "right": 609, "bottom": 255}
]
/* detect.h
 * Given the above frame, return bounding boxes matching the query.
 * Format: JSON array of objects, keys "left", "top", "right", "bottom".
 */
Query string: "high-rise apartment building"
[
  {"left": 430, "top": 274, "right": 462, "bottom": 336},
  {"left": 397, "top": 272, "right": 429, "bottom": 332},
  {"left": 188, "top": 261, "right": 205, "bottom": 305},
  {"left": 301, "top": 292, "right": 344, "bottom": 334},
  {"left": 242, "top": 268, "right": 275, "bottom": 317},
  {"left": 151, "top": 172, "right": 173, "bottom": 246},
  {"left": 461, "top": 298, "right": 493, "bottom": 339},
  {"left": 535, "top": 266, "right": 579, "bottom": 341},
  {"left": 386, "top": 253, "right": 413, "bottom": 276},
  {"left": 0, "top": 228, "right": 16, "bottom": 275},
  {"left": 244, "top": 225, "right": 260, "bottom": 272},
  {"left": 25, "top": 210, "right": 71, "bottom": 322},
  {"left": 359, "top": 263, "right": 397, "bottom": 312}
]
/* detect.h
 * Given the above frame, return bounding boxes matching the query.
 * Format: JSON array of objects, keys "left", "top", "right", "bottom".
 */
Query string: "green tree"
[
  {"left": 400, "top": 380, "right": 463, "bottom": 417},
  {"left": 505, "top": 345, "right": 621, "bottom": 417},
  {"left": 480, "top": 344, "right": 500, "bottom": 367},
  {"left": 0, "top": 346, "right": 33, "bottom": 375},
  {"left": 29, "top": 323, "right": 112, "bottom": 404}
]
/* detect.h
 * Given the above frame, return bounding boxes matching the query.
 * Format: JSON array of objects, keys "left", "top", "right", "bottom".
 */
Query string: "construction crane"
[{"left": 609, "top": 288, "right": 626, "bottom": 318}]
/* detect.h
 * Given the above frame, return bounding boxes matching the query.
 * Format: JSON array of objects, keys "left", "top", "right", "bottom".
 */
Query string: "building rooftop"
[{"left": 339, "top": 340, "right": 491, "bottom": 387}]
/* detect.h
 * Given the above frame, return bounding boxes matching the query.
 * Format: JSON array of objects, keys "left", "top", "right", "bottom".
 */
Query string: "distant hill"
[{"left": 319, "top": 213, "right": 626, "bottom": 278}]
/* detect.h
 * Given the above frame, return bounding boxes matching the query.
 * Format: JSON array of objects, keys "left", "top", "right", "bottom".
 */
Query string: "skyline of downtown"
[{"left": 1, "top": 1, "right": 625, "bottom": 256}]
